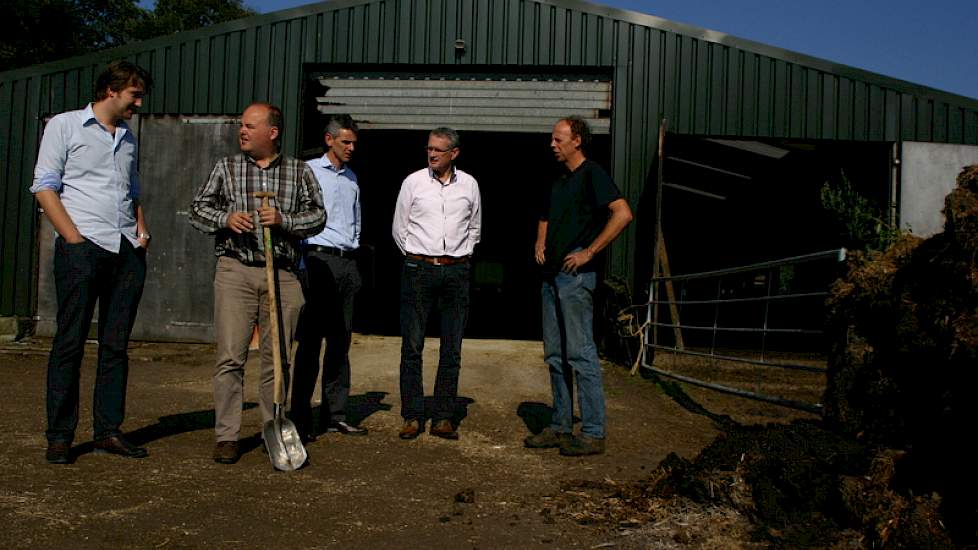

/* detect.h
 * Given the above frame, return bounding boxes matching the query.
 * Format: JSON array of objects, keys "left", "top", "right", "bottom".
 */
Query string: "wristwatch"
[{"left": 138, "top": 232, "right": 152, "bottom": 241}]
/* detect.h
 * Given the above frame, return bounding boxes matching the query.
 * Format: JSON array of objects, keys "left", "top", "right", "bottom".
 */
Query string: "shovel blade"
[
  {"left": 278, "top": 416, "right": 308, "bottom": 470},
  {"left": 262, "top": 406, "right": 307, "bottom": 471},
  {"left": 262, "top": 417, "right": 293, "bottom": 471}
]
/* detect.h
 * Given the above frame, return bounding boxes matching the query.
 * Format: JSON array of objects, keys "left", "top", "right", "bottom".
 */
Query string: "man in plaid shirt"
[{"left": 190, "top": 102, "right": 325, "bottom": 465}]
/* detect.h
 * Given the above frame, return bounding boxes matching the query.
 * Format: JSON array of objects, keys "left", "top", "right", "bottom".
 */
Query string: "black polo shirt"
[{"left": 540, "top": 159, "right": 622, "bottom": 275}]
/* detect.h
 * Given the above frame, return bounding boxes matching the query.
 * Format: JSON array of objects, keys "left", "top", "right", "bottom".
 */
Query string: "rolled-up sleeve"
[
  {"left": 30, "top": 117, "right": 67, "bottom": 194},
  {"left": 189, "top": 160, "right": 231, "bottom": 234},
  {"left": 282, "top": 164, "right": 326, "bottom": 238}
]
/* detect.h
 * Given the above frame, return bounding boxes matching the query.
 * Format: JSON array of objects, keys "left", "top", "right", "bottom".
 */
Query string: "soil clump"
[{"left": 549, "top": 165, "right": 978, "bottom": 548}]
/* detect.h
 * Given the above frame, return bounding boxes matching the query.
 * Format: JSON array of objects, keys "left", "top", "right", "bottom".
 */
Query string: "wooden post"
[
  {"left": 657, "top": 226, "right": 684, "bottom": 350},
  {"left": 650, "top": 119, "right": 667, "bottom": 351}
]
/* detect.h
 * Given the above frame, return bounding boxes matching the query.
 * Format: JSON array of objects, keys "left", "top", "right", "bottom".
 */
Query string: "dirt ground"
[{"left": 0, "top": 335, "right": 820, "bottom": 549}]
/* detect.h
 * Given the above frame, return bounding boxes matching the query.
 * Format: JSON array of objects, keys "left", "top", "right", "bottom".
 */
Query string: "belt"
[
  {"left": 406, "top": 253, "right": 469, "bottom": 266},
  {"left": 305, "top": 245, "right": 355, "bottom": 258}
]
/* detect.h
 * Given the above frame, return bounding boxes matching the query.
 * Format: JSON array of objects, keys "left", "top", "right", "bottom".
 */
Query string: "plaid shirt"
[{"left": 190, "top": 153, "right": 326, "bottom": 270}]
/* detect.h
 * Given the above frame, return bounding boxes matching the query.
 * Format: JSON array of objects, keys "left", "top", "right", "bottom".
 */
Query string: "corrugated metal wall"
[{"left": 2, "top": 0, "right": 977, "bottom": 318}]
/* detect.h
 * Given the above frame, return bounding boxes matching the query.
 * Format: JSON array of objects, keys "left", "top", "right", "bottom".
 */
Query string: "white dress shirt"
[
  {"left": 30, "top": 104, "right": 141, "bottom": 253},
  {"left": 305, "top": 154, "right": 360, "bottom": 250},
  {"left": 392, "top": 167, "right": 481, "bottom": 257}
]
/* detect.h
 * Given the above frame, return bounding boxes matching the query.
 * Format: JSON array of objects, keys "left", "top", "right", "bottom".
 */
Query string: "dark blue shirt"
[{"left": 540, "top": 160, "right": 621, "bottom": 274}]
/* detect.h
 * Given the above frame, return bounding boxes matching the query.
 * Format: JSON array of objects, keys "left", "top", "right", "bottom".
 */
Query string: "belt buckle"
[{"left": 432, "top": 257, "right": 441, "bottom": 266}]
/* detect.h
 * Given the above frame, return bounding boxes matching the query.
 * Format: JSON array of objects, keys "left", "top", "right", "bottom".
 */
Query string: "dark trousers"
[
  {"left": 292, "top": 253, "right": 361, "bottom": 433},
  {"left": 398, "top": 259, "right": 470, "bottom": 422},
  {"left": 46, "top": 236, "right": 146, "bottom": 444}
]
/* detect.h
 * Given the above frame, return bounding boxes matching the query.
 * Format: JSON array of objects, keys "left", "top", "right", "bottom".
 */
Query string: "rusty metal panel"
[
  {"left": 36, "top": 116, "right": 241, "bottom": 340},
  {"left": 313, "top": 73, "right": 612, "bottom": 133},
  {"left": 133, "top": 116, "right": 241, "bottom": 340}
]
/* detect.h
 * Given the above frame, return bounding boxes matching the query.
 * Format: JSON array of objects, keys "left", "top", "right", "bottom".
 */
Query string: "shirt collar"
[
  {"left": 244, "top": 152, "right": 282, "bottom": 169},
  {"left": 428, "top": 166, "right": 457, "bottom": 184},
  {"left": 81, "top": 104, "right": 98, "bottom": 125},
  {"left": 319, "top": 154, "right": 346, "bottom": 174},
  {"left": 80, "top": 103, "right": 129, "bottom": 134}
]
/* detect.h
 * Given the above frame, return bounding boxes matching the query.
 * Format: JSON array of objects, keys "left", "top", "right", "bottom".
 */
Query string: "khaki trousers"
[{"left": 213, "top": 256, "right": 304, "bottom": 442}]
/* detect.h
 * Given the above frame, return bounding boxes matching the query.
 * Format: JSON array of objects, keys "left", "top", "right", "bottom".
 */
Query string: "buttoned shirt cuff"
[{"left": 217, "top": 212, "right": 229, "bottom": 231}]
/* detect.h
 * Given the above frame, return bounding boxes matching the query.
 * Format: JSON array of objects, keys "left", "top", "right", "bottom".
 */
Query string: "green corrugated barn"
[{"left": 2, "top": 0, "right": 976, "bottom": 341}]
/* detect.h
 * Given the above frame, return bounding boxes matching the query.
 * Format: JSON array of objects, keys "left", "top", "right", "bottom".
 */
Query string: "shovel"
[{"left": 256, "top": 191, "right": 308, "bottom": 471}]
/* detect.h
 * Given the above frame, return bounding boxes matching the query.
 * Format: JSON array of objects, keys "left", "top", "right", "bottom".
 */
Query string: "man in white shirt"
[
  {"left": 391, "top": 127, "right": 481, "bottom": 440},
  {"left": 31, "top": 60, "right": 153, "bottom": 464}
]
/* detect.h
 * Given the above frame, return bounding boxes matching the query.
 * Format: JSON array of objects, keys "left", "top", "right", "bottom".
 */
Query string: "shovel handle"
[{"left": 255, "top": 192, "right": 284, "bottom": 406}]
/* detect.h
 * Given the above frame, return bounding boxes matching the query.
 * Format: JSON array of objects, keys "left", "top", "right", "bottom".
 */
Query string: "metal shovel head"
[
  {"left": 262, "top": 407, "right": 307, "bottom": 471},
  {"left": 278, "top": 414, "right": 308, "bottom": 470}
]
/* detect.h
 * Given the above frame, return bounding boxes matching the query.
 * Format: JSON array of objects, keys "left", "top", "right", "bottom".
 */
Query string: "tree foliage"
[
  {"left": 0, "top": 0, "right": 255, "bottom": 72},
  {"left": 820, "top": 171, "right": 902, "bottom": 252}
]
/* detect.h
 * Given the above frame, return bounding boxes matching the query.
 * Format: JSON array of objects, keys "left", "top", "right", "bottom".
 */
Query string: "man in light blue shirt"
[
  {"left": 30, "top": 61, "right": 154, "bottom": 464},
  {"left": 291, "top": 114, "right": 368, "bottom": 440}
]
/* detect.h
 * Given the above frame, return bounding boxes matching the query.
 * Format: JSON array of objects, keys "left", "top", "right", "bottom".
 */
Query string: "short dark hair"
[
  {"left": 324, "top": 114, "right": 359, "bottom": 138},
  {"left": 430, "top": 127, "right": 460, "bottom": 149},
  {"left": 560, "top": 115, "right": 592, "bottom": 151},
  {"left": 94, "top": 61, "right": 153, "bottom": 101},
  {"left": 247, "top": 102, "right": 284, "bottom": 150}
]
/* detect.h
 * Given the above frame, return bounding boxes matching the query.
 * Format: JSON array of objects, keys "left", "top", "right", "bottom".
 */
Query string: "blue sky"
[{"left": 190, "top": 0, "right": 978, "bottom": 99}]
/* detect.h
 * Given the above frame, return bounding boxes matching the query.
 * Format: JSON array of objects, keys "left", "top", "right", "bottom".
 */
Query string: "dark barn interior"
[
  {"left": 644, "top": 134, "right": 893, "bottom": 352},
  {"left": 308, "top": 129, "right": 611, "bottom": 340}
]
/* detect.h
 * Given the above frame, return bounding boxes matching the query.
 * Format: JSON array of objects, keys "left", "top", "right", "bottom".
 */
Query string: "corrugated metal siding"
[{"left": 2, "top": 0, "right": 977, "bottom": 317}]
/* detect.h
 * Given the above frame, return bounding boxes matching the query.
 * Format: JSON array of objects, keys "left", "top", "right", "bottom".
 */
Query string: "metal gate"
[{"left": 641, "top": 249, "right": 846, "bottom": 413}]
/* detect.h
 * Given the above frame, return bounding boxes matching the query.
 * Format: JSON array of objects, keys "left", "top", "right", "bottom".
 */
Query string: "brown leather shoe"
[
  {"left": 559, "top": 434, "right": 605, "bottom": 457},
  {"left": 93, "top": 435, "right": 148, "bottom": 458},
  {"left": 429, "top": 419, "right": 459, "bottom": 440},
  {"left": 398, "top": 419, "right": 422, "bottom": 440},
  {"left": 213, "top": 441, "right": 240, "bottom": 464},
  {"left": 46, "top": 440, "right": 72, "bottom": 464},
  {"left": 524, "top": 427, "right": 572, "bottom": 449}
]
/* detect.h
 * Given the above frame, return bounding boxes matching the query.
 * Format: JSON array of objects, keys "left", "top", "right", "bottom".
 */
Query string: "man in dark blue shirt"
[{"left": 527, "top": 116, "right": 633, "bottom": 457}]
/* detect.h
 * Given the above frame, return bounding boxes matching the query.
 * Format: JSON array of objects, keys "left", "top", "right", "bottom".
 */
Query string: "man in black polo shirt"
[{"left": 526, "top": 116, "right": 633, "bottom": 456}]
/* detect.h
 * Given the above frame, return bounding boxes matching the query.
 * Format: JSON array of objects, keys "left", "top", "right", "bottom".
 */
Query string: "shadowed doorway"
[{"left": 333, "top": 129, "right": 610, "bottom": 340}]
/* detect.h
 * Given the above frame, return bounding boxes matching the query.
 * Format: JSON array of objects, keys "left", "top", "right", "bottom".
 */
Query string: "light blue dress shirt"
[
  {"left": 305, "top": 154, "right": 360, "bottom": 251},
  {"left": 30, "top": 104, "right": 141, "bottom": 253}
]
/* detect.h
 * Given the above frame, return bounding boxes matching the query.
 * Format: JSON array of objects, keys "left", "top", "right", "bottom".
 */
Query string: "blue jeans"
[
  {"left": 46, "top": 236, "right": 146, "bottom": 443},
  {"left": 398, "top": 260, "right": 470, "bottom": 422},
  {"left": 541, "top": 270, "right": 606, "bottom": 439}
]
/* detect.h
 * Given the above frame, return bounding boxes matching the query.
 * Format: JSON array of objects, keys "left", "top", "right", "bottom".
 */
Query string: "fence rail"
[{"left": 641, "top": 248, "right": 846, "bottom": 414}]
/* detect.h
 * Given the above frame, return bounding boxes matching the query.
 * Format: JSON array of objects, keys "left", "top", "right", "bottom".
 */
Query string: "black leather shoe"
[
  {"left": 93, "top": 435, "right": 149, "bottom": 459},
  {"left": 430, "top": 419, "right": 459, "bottom": 440},
  {"left": 46, "top": 441, "right": 72, "bottom": 464},
  {"left": 328, "top": 421, "right": 368, "bottom": 436}
]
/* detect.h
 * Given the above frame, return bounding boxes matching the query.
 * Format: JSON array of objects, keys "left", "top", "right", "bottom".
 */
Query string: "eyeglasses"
[{"left": 425, "top": 146, "right": 453, "bottom": 154}]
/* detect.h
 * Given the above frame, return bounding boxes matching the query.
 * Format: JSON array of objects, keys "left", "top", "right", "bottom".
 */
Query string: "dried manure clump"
[
  {"left": 823, "top": 164, "right": 978, "bottom": 545},
  {"left": 549, "top": 166, "right": 978, "bottom": 548}
]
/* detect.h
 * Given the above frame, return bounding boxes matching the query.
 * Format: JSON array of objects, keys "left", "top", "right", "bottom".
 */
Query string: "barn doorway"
[{"left": 337, "top": 129, "right": 611, "bottom": 340}]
